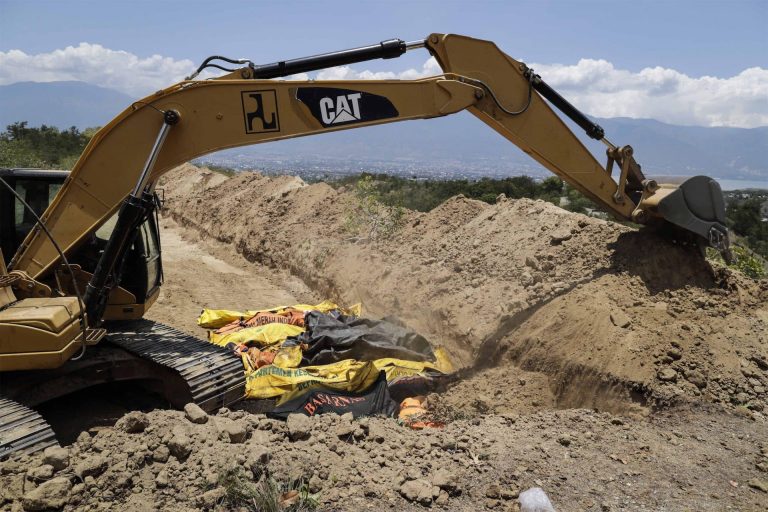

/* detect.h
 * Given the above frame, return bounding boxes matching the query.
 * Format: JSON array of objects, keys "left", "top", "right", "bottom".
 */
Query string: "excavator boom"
[{"left": 12, "top": 32, "right": 730, "bottom": 284}]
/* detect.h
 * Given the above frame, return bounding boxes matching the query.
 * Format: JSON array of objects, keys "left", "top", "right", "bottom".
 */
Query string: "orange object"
[
  {"left": 213, "top": 308, "right": 306, "bottom": 339},
  {"left": 399, "top": 396, "right": 428, "bottom": 419},
  {"left": 246, "top": 348, "right": 276, "bottom": 369},
  {"left": 244, "top": 308, "right": 305, "bottom": 328},
  {"left": 399, "top": 396, "right": 444, "bottom": 429}
]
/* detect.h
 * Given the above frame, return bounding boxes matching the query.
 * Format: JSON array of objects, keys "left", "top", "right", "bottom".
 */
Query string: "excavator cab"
[
  {"left": 0, "top": 169, "right": 68, "bottom": 264},
  {"left": 0, "top": 169, "right": 163, "bottom": 372}
]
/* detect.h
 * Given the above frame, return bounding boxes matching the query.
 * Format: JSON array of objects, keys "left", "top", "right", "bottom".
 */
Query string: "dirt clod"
[
  {"left": 41, "top": 447, "right": 68, "bottom": 472},
  {"left": 21, "top": 477, "right": 71, "bottom": 511},
  {"left": 183, "top": 402, "right": 209, "bottom": 424},
  {"left": 115, "top": 411, "right": 149, "bottom": 433}
]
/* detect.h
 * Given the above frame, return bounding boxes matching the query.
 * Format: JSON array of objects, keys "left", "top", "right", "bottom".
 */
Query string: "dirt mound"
[
  {"left": 3, "top": 404, "right": 766, "bottom": 511},
  {"left": 159, "top": 165, "right": 767, "bottom": 415}
]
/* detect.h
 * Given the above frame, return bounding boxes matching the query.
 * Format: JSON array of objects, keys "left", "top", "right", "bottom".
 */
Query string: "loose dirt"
[
  {"left": 145, "top": 216, "right": 316, "bottom": 336},
  {"left": 2, "top": 165, "right": 766, "bottom": 511}
]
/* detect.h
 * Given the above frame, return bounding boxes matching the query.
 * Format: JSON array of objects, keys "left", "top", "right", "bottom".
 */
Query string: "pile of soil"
[
  {"left": 2, "top": 403, "right": 766, "bottom": 511},
  {"left": 159, "top": 164, "right": 768, "bottom": 415}
]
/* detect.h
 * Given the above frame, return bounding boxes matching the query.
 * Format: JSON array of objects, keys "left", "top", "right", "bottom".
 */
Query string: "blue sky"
[
  {"left": 1, "top": 0, "right": 767, "bottom": 127},
  {"left": 2, "top": 0, "right": 765, "bottom": 75}
]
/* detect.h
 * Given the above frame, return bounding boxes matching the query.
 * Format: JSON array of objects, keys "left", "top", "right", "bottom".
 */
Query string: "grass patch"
[{"left": 217, "top": 466, "right": 320, "bottom": 512}]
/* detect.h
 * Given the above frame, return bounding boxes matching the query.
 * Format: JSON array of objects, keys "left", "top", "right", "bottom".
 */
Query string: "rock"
[
  {"left": 431, "top": 469, "right": 459, "bottom": 493},
  {"left": 501, "top": 488, "right": 520, "bottom": 500},
  {"left": 215, "top": 417, "right": 248, "bottom": 444},
  {"left": 286, "top": 414, "right": 312, "bottom": 441},
  {"left": 666, "top": 348, "right": 682, "bottom": 361},
  {"left": 42, "top": 447, "right": 69, "bottom": 471},
  {"left": 610, "top": 310, "right": 631, "bottom": 328},
  {"left": 748, "top": 478, "right": 768, "bottom": 493},
  {"left": 76, "top": 431, "right": 92, "bottom": 448},
  {"left": 73, "top": 455, "right": 108, "bottom": 479},
  {"left": 485, "top": 484, "right": 501, "bottom": 499},
  {"left": 335, "top": 421, "right": 356, "bottom": 438},
  {"left": 550, "top": 230, "right": 572, "bottom": 245},
  {"left": 657, "top": 369, "right": 678, "bottom": 382},
  {"left": 115, "top": 411, "right": 149, "bottom": 433},
  {"left": 151, "top": 445, "right": 170, "bottom": 463},
  {"left": 557, "top": 434, "right": 572, "bottom": 447},
  {"left": 166, "top": 426, "right": 192, "bottom": 461},
  {"left": 400, "top": 479, "right": 434, "bottom": 506},
  {"left": 524, "top": 256, "right": 539, "bottom": 270},
  {"left": 733, "top": 392, "right": 750, "bottom": 405},
  {"left": 435, "top": 490, "right": 450, "bottom": 506},
  {"left": 155, "top": 470, "right": 169, "bottom": 489},
  {"left": 405, "top": 468, "right": 423, "bottom": 481},
  {"left": 0, "top": 473, "right": 24, "bottom": 503},
  {"left": 184, "top": 403, "right": 209, "bottom": 424},
  {"left": 684, "top": 370, "right": 707, "bottom": 389},
  {"left": 21, "top": 476, "right": 72, "bottom": 511},
  {"left": 26, "top": 465, "right": 54, "bottom": 482}
]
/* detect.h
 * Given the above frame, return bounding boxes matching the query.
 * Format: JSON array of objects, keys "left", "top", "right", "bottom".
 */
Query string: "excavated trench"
[
  {"left": 145, "top": 165, "right": 766, "bottom": 429},
  {"left": 163, "top": 211, "right": 662, "bottom": 421}
]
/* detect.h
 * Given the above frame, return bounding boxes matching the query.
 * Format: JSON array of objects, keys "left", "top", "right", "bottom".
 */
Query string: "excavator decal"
[
  {"left": 242, "top": 90, "right": 280, "bottom": 133},
  {"left": 296, "top": 87, "right": 399, "bottom": 127}
]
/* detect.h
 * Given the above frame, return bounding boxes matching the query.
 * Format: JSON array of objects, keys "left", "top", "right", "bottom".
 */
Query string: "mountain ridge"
[{"left": 1, "top": 81, "right": 765, "bottom": 180}]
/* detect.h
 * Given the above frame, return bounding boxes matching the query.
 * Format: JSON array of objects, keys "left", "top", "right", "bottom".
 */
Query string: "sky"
[{"left": 1, "top": 0, "right": 767, "bottom": 127}]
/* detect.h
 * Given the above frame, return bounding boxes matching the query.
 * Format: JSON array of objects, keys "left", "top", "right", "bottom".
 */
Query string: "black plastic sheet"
[
  {"left": 268, "top": 371, "right": 398, "bottom": 419},
  {"left": 300, "top": 312, "right": 435, "bottom": 365}
]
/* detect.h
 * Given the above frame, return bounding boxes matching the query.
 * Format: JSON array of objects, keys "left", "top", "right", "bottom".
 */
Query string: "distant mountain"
[
  {"left": 1, "top": 81, "right": 765, "bottom": 181},
  {"left": 0, "top": 81, "right": 134, "bottom": 129},
  {"left": 220, "top": 114, "right": 768, "bottom": 180}
]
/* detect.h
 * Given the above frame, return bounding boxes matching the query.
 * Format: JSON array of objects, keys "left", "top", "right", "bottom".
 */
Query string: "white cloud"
[
  {"left": 1, "top": 44, "right": 765, "bottom": 128},
  {"left": 529, "top": 59, "right": 768, "bottom": 128},
  {"left": 0, "top": 43, "right": 196, "bottom": 97}
]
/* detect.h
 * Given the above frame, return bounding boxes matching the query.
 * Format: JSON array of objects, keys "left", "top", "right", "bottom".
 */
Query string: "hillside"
[{"left": 0, "top": 81, "right": 133, "bottom": 130}]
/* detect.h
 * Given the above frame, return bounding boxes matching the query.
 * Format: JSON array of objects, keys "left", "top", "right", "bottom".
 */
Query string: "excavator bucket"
[{"left": 638, "top": 175, "right": 731, "bottom": 261}]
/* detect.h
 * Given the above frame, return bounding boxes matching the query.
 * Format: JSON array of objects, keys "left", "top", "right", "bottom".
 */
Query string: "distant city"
[{"left": 194, "top": 153, "right": 551, "bottom": 182}]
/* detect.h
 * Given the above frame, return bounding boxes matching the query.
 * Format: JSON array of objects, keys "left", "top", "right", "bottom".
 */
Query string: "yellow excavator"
[{"left": 0, "top": 33, "right": 730, "bottom": 456}]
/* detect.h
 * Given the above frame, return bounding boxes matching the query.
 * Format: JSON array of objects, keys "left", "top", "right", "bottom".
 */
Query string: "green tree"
[
  {"left": 343, "top": 175, "right": 405, "bottom": 241},
  {"left": 727, "top": 198, "right": 768, "bottom": 260},
  {"left": 0, "top": 121, "right": 96, "bottom": 169}
]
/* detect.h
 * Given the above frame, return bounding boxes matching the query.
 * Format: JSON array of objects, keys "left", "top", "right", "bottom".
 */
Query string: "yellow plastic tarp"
[
  {"left": 209, "top": 323, "right": 305, "bottom": 348},
  {"left": 197, "top": 300, "right": 362, "bottom": 329},
  {"left": 243, "top": 355, "right": 448, "bottom": 400},
  {"left": 273, "top": 345, "right": 303, "bottom": 369}
]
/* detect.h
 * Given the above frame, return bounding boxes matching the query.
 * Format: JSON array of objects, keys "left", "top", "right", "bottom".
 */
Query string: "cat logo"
[
  {"left": 241, "top": 89, "right": 280, "bottom": 134},
  {"left": 296, "top": 87, "right": 399, "bottom": 128},
  {"left": 319, "top": 93, "right": 362, "bottom": 125}
]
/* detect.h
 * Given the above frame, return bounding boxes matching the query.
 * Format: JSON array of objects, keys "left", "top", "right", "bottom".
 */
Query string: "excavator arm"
[{"left": 12, "top": 33, "right": 730, "bottom": 292}]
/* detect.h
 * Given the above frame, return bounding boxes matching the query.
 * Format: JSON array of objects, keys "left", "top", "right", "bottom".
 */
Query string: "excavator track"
[
  {"left": 0, "top": 320, "right": 245, "bottom": 460},
  {"left": 106, "top": 319, "right": 245, "bottom": 412},
  {"left": 0, "top": 398, "right": 57, "bottom": 460}
]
